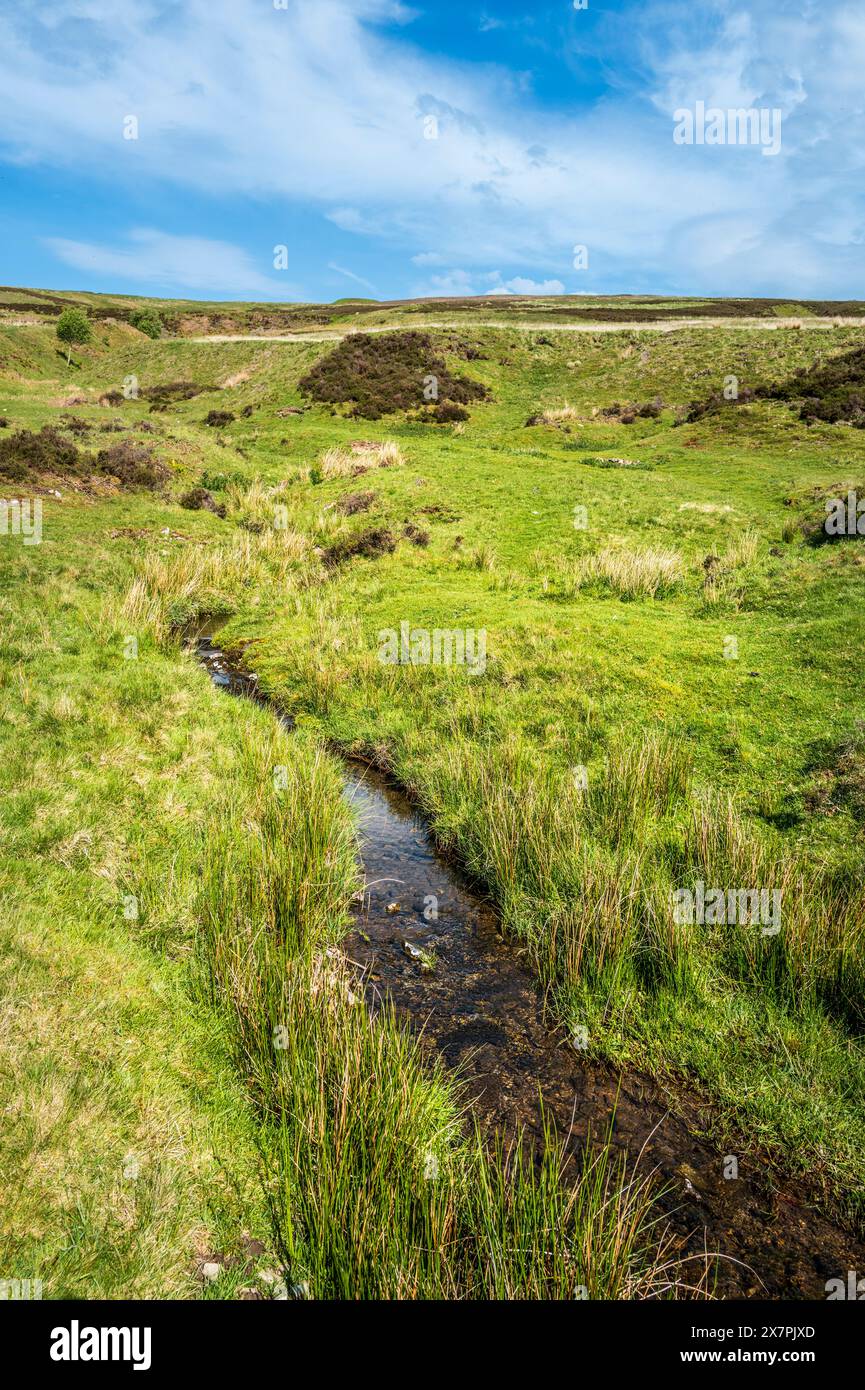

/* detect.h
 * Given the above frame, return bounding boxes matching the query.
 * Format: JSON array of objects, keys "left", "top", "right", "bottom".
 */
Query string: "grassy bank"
[
  {"left": 0, "top": 410, "right": 670, "bottom": 1302},
  {"left": 2, "top": 303, "right": 864, "bottom": 1291},
  {"left": 90, "top": 315, "right": 865, "bottom": 1216},
  {"left": 0, "top": 534, "right": 275, "bottom": 1296}
]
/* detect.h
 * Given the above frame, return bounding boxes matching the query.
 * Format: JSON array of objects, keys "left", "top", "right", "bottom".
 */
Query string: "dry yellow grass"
[
  {"left": 701, "top": 530, "right": 761, "bottom": 607},
  {"left": 318, "top": 440, "right": 404, "bottom": 478},
  {"left": 572, "top": 545, "right": 685, "bottom": 599},
  {"left": 122, "top": 525, "right": 311, "bottom": 643},
  {"left": 536, "top": 402, "right": 581, "bottom": 425}
]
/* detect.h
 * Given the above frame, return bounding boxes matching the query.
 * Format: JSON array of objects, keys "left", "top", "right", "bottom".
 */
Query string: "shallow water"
[{"left": 196, "top": 636, "right": 864, "bottom": 1299}]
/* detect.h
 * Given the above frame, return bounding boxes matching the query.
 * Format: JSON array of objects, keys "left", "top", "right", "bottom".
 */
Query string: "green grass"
[
  {"left": 2, "top": 298, "right": 864, "bottom": 1294},
  {"left": 197, "top": 734, "right": 670, "bottom": 1297},
  {"left": 0, "top": 557, "right": 275, "bottom": 1297},
  {"left": 0, "top": 508, "right": 669, "bottom": 1299}
]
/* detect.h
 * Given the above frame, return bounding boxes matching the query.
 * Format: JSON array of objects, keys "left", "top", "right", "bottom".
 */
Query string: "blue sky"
[{"left": 0, "top": 0, "right": 863, "bottom": 302}]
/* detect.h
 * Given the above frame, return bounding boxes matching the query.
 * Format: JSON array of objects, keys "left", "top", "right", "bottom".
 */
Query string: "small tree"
[
  {"left": 56, "top": 307, "right": 92, "bottom": 365},
  {"left": 130, "top": 308, "right": 162, "bottom": 339}
]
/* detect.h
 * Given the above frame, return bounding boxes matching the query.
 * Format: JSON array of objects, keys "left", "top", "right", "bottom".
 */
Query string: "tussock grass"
[
  {"left": 683, "top": 793, "right": 865, "bottom": 1027},
  {"left": 533, "top": 402, "right": 581, "bottom": 425},
  {"left": 410, "top": 731, "right": 694, "bottom": 997},
  {"left": 198, "top": 725, "right": 677, "bottom": 1298},
  {"left": 570, "top": 545, "right": 685, "bottom": 600},
  {"left": 457, "top": 541, "right": 498, "bottom": 572},
  {"left": 123, "top": 526, "right": 311, "bottom": 642},
  {"left": 582, "top": 735, "right": 692, "bottom": 844},
  {"left": 315, "top": 439, "right": 404, "bottom": 480},
  {"left": 224, "top": 477, "right": 294, "bottom": 531},
  {"left": 701, "top": 530, "right": 763, "bottom": 609}
]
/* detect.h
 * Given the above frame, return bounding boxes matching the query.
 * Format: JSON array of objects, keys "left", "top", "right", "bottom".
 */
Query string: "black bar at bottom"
[{"left": 5, "top": 1297, "right": 858, "bottom": 1376}]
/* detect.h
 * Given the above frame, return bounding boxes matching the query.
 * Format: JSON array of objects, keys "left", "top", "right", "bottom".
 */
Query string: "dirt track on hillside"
[{"left": 190, "top": 316, "right": 865, "bottom": 344}]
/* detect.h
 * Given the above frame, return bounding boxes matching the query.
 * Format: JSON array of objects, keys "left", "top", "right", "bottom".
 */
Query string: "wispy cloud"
[
  {"left": 327, "top": 261, "right": 377, "bottom": 292},
  {"left": 2, "top": 1, "right": 864, "bottom": 296},
  {"left": 44, "top": 229, "right": 296, "bottom": 299}
]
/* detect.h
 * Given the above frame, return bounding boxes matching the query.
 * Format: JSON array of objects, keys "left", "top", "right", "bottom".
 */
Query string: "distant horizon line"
[{"left": 5, "top": 285, "right": 865, "bottom": 310}]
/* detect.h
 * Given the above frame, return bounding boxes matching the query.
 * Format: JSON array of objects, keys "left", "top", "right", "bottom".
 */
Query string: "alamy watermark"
[
  {"left": 824, "top": 490, "right": 865, "bottom": 537},
  {"left": 0, "top": 497, "right": 42, "bottom": 545},
  {"left": 826, "top": 1271, "right": 865, "bottom": 1300},
  {"left": 50, "top": 1321, "right": 151, "bottom": 1370},
  {"left": 672, "top": 881, "right": 781, "bottom": 936},
  {"left": 378, "top": 622, "right": 487, "bottom": 676},
  {"left": 673, "top": 101, "right": 782, "bottom": 157},
  {"left": 0, "top": 1277, "right": 42, "bottom": 1299}
]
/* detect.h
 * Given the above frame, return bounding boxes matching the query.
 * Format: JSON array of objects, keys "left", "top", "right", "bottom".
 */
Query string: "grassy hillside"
[
  {"left": 2, "top": 293, "right": 864, "bottom": 1296},
  {"left": 5, "top": 283, "right": 865, "bottom": 339}
]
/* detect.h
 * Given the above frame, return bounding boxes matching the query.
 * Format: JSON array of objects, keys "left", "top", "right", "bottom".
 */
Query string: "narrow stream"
[{"left": 195, "top": 634, "right": 864, "bottom": 1300}]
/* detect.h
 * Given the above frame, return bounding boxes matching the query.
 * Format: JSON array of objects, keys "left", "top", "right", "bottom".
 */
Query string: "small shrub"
[
  {"left": 60, "top": 414, "right": 91, "bottom": 435},
  {"left": 403, "top": 522, "right": 430, "bottom": 546},
  {"left": 200, "top": 468, "right": 247, "bottom": 491},
  {"left": 678, "top": 388, "right": 756, "bottom": 424},
  {"left": 0, "top": 427, "right": 168, "bottom": 490},
  {"left": 95, "top": 440, "right": 169, "bottom": 489},
  {"left": 335, "top": 491, "right": 376, "bottom": 515},
  {"left": 760, "top": 345, "right": 865, "bottom": 427},
  {"left": 323, "top": 527, "right": 397, "bottom": 566},
  {"left": 600, "top": 399, "right": 664, "bottom": 424},
  {"left": 142, "top": 381, "right": 207, "bottom": 411},
  {"left": 0, "top": 426, "right": 81, "bottom": 481},
  {"left": 426, "top": 402, "right": 469, "bottom": 424},
  {"left": 203, "top": 410, "right": 235, "bottom": 428},
  {"left": 299, "top": 332, "right": 489, "bottom": 419},
  {"left": 569, "top": 453, "right": 652, "bottom": 470},
  {"left": 130, "top": 308, "right": 163, "bottom": 339},
  {"left": 179, "top": 486, "right": 226, "bottom": 518}
]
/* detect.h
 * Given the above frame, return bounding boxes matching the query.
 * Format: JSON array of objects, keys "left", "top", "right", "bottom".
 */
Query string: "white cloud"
[
  {"left": 327, "top": 261, "right": 377, "bottom": 292},
  {"left": 326, "top": 208, "right": 377, "bottom": 234},
  {"left": 2, "top": 0, "right": 864, "bottom": 295},
  {"left": 502, "top": 277, "right": 565, "bottom": 295},
  {"left": 420, "top": 268, "right": 478, "bottom": 295},
  {"left": 0, "top": 0, "right": 729, "bottom": 277},
  {"left": 412, "top": 268, "right": 566, "bottom": 297},
  {"left": 44, "top": 229, "right": 295, "bottom": 298}
]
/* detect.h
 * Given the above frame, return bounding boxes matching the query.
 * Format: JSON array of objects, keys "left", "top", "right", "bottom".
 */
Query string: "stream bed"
[{"left": 195, "top": 634, "right": 864, "bottom": 1299}]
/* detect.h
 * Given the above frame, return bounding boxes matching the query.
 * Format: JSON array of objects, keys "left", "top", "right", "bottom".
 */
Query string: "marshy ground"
[{"left": 1, "top": 290, "right": 864, "bottom": 1300}]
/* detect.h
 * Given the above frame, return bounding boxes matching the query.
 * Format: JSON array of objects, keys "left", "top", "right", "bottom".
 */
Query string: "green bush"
[
  {"left": 130, "top": 308, "right": 163, "bottom": 339},
  {"left": 299, "top": 331, "right": 489, "bottom": 420},
  {"left": 56, "top": 307, "right": 92, "bottom": 363}
]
